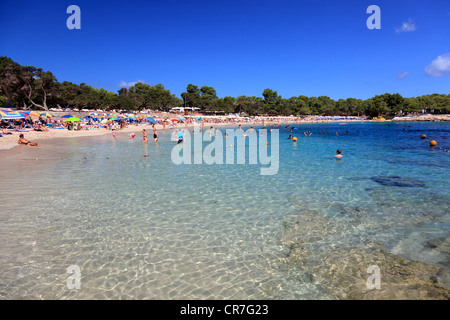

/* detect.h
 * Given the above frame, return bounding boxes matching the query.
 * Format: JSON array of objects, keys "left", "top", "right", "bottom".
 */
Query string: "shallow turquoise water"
[{"left": 0, "top": 122, "right": 449, "bottom": 299}]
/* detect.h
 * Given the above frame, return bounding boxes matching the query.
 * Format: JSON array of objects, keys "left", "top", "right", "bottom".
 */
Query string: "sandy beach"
[
  {"left": 1, "top": 113, "right": 448, "bottom": 151},
  {"left": 0, "top": 121, "right": 238, "bottom": 150}
]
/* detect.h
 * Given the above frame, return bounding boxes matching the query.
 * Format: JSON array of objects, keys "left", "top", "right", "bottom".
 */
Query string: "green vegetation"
[{"left": 1, "top": 56, "right": 449, "bottom": 116}]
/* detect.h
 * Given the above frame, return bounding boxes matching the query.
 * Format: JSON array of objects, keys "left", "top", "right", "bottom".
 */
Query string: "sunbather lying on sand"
[{"left": 18, "top": 134, "right": 38, "bottom": 146}]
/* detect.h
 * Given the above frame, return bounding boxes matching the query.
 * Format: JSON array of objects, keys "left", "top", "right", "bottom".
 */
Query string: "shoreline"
[{"left": 1, "top": 116, "right": 448, "bottom": 151}]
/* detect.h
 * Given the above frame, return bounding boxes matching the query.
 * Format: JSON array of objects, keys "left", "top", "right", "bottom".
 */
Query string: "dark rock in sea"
[
  {"left": 370, "top": 176, "right": 425, "bottom": 188},
  {"left": 347, "top": 177, "right": 369, "bottom": 181}
]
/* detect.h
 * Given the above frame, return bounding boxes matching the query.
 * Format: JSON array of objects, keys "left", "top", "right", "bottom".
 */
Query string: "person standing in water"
[
  {"left": 153, "top": 126, "right": 158, "bottom": 142},
  {"left": 142, "top": 129, "right": 148, "bottom": 143},
  {"left": 176, "top": 129, "right": 184, "bottom": 144}
]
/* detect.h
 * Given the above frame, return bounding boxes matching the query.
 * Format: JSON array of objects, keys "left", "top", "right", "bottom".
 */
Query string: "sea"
[{"left": 0, "top": 121, "right": 449, "bottom": 299}]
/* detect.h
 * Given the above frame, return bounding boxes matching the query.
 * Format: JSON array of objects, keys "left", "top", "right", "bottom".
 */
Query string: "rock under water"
[{"left": 370, "top": 176, "right": 425, "bottom": 188}]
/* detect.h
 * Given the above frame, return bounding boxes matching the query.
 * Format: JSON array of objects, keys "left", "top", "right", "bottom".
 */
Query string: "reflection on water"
[{"left": 0, "top": 122, "right": 449, "bottom": 299}]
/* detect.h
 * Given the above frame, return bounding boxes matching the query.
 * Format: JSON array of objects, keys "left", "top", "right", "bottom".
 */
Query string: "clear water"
[{"left": 0, "top": 122, "right": 449, "bottom": 299}]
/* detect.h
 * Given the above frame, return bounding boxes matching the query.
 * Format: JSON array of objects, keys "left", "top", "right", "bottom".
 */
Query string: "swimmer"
[
  {"left": 334, "top": 149, "right": 343, "bottom": 159},
  {"left": 129, "top": 133, "right": 136, "bottom": 139}
]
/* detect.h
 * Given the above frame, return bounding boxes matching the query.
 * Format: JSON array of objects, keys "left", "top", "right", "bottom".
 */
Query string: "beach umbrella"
[
  {"left": 39, "top": 111, "right": 54, "bottom": 118},
  {"left": 66, "top": 117, "right": 81, "bottom": 122},
  {"left": 62, "top": 114, "right": 73, "bottom": 118},
  {"left": 21, "top": 111, "right": 41, "bottom": 117},
  {"left": 4, "top": 111, "right": 22, "bottom": 116},
  {"left": 117, "top": 115, "right": 127, "bottom": 120},
  {"left": 109, "top": 117, "right": 118, "bottom": 121},
  {"left": 90, "top": 112, "right": 99, "bottom": 116},
  {"left": 1, "top": 114, "right": 25, "bottom": 120},
  {"left": 170, "top": 118, "right": 178, "bottom": 122},
  {"left": 101, "top": 119, "right": 108, "bottom": 124},
  {"left": 147, "top": 116, "right": 156, "bottom": 123},
  {"left": 0, "top": 111, "right": 8, "bottom": 117}
]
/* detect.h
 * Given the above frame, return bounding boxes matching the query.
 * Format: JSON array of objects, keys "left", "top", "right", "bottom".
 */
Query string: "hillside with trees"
[{"left": 1, "top": 56, "right": 448, "bottom": 116}]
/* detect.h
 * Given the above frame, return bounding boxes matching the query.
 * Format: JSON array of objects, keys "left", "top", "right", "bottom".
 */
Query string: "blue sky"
[{"left": 1, "top": 0, "right": 449, "bottom": 100}]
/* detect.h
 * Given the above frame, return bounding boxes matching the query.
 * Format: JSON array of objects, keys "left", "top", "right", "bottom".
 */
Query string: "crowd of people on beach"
[{"left": 1, "top": 108, "right": 353, "bottom": 158}]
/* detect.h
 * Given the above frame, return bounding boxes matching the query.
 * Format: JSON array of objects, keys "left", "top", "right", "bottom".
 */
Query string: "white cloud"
[
  {"left": 424, "top": 52, "right": 450, "bottom": 77},
  {"left": 396, "top": 72, "right": 409, "bottom": 80},
  {"left": 395, "top": 18, "right": 417, "bottom": 33},
  {"left": 117, "top": 80, "right": 148, "bottom": 88}
]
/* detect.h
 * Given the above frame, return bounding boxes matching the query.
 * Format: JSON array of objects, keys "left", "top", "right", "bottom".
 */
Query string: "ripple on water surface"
[{"left": 0, "top": 123, "right": 449, "bottom": 299}]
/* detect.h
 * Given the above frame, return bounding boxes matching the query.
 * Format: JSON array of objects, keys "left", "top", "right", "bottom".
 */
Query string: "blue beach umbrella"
[
  {"left": 0, "top": 114, "right": 25, "bottom": 120},
  {"left": 62, "top": 115, "right": 73, "bottom": 118},
  {"left": 147, "top": 116, "right": 156, "bottom": 123}
]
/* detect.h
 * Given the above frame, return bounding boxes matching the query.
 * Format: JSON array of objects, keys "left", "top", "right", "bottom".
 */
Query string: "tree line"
[{"left": 1, "top": 56, "right": 448, "bottom": 117}]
